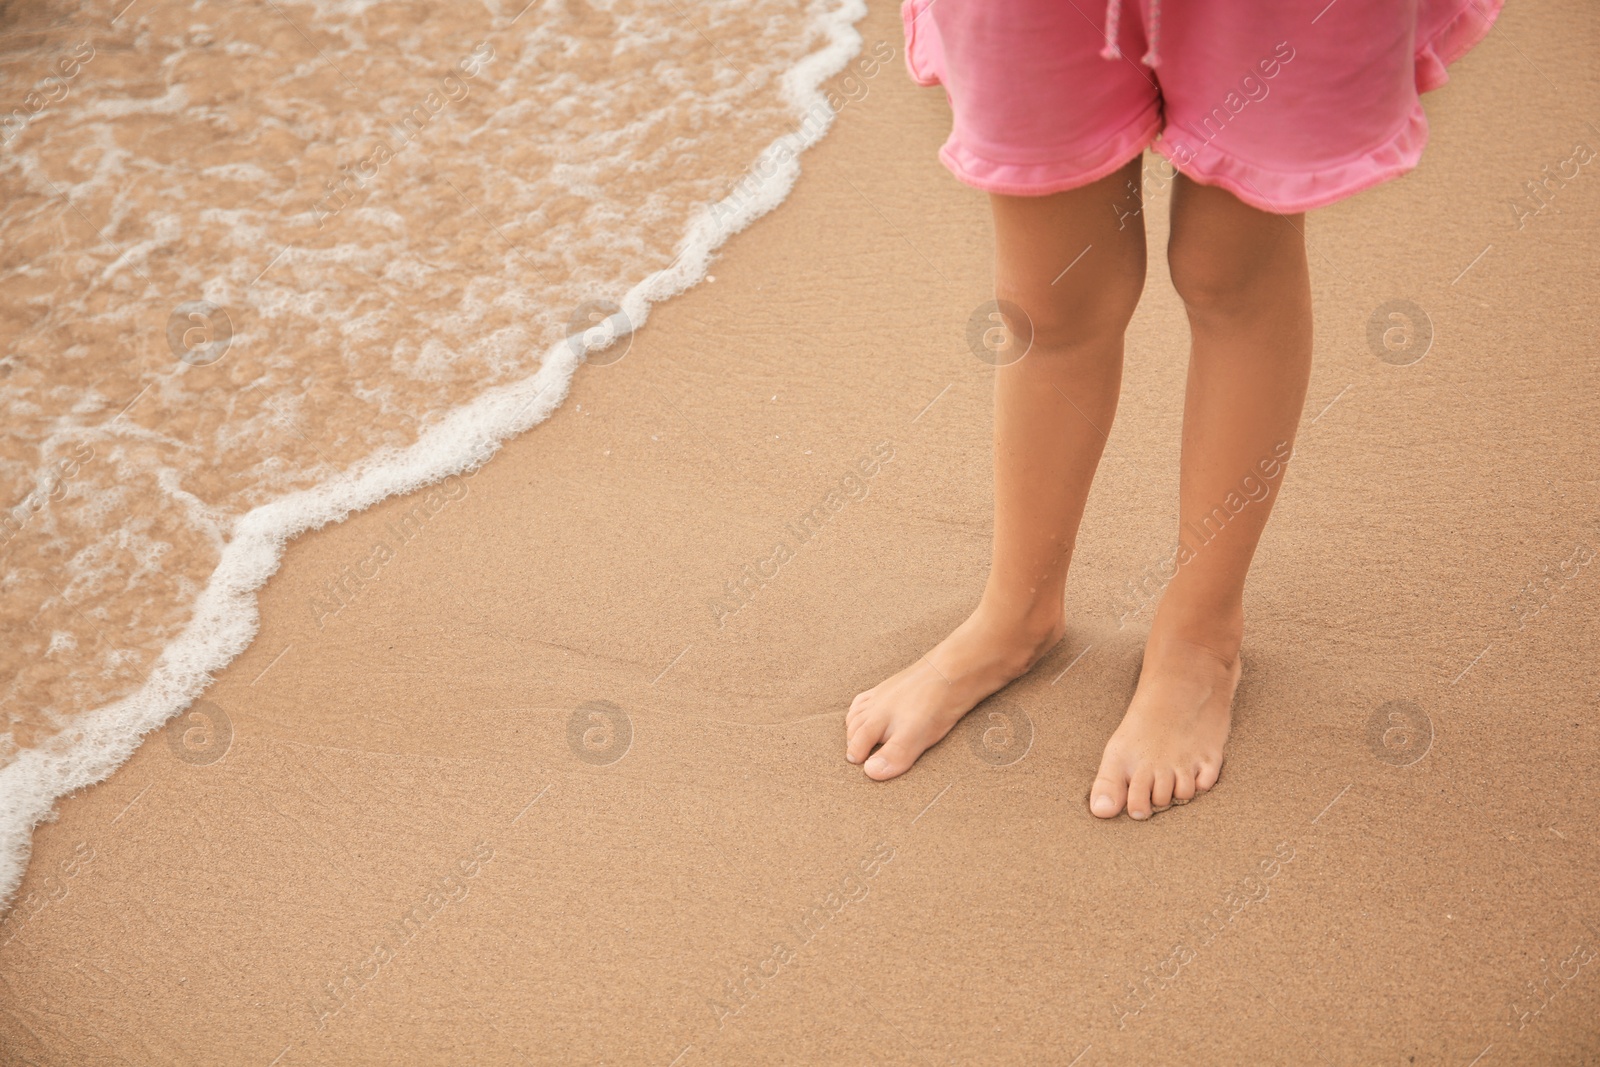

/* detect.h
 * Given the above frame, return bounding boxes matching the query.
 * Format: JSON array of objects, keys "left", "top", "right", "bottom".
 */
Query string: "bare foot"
[
  {"left": 847, "top": 609, "right": 1064, "bottom": 781},
  {"left": 1089, "top": 631, "right": 1240, "bottom": 820}
]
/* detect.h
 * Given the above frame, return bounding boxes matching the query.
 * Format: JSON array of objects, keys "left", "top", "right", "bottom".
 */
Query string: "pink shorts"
[{"left": 900, "top": 0, "right": 1502, "bottom": 213}]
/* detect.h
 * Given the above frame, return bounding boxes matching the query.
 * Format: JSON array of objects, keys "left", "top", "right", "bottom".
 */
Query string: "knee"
[
  {"left": 1166, "top": 228, "right": 1293, "bottom": 318},
  {"left": 996, "top": 246, "right": 1145, "bottom": 352}
]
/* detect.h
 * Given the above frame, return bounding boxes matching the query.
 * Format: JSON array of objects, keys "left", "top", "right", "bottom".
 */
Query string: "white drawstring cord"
[
  {"left": 1099, "top": 0, "right": 1123, "bottom": 60},
  {"left": 1142, "top": 0, "right": 1163, "bottom": 67},
  {"left": 1100, "top": 0, "right": 1162, "bottom": 68}
]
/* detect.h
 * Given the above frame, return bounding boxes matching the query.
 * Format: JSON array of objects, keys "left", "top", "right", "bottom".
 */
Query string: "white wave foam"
[{"left": 0, "top": 0, "right": 868, "bottom": 908}]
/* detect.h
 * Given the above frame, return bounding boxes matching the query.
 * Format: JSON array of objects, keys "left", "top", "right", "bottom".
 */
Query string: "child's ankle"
[
  {"left": 971, "top": 594, "right": 1066, "bottom": 650},
  {"left": 1148, "top": 597, "right": 1245, "bottom": 663}
]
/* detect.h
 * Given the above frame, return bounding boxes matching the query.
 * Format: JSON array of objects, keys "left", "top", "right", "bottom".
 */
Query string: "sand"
[{"left": 3, "top": 0, "right": 1599, "bottom": 1062}]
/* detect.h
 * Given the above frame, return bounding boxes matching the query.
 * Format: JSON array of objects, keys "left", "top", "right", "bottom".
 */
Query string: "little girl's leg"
[
  {"left": 847, "top": 157, "right": 1147, "bottom": 780},
  {"left": 1090, "top": 173, "right": 1313, "bottom": 819}
]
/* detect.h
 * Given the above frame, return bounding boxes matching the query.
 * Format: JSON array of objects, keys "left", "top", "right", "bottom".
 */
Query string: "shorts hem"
[
  {"left": 935, "top": 102, "right": 1164, "bottom": 198},
  {"left": 1151, "top": 104, "right": 1431, "bottom": 215},
  {"left": 1416, "top": 0, "right": 1505, "bottom": 93},
  {"left": 901, "top": 0, "right": 942, "bottom": 87}
]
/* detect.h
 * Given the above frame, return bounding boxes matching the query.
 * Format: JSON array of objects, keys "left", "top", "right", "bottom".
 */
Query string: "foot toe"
[
  {"left": 846, "top": 714, "right": 885, "bottom": 766},
  {"left": 845, "top": 703, "right": 868, "bottom": 737},
  {"left": 1173, "top": 768, "right": 1197, "bottom": 804},
  {"left": 1151, "top": 768, "right": 1175, "bottom": 811},
  {"left": 1196, "top": 759, "right": 1222, "bottom": 792},
  {"left": 1089, "top": 738, "right": 1131, "bottom": 818},
  {"left": 1089, "top": 770, "right": 1127, "bottom": 819},
  {"left": 862, "top": 733, "right": 924, "bottom": 781},
  {"left": 1126, "top": 767, "right": 1156, "bottom": 820}
]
